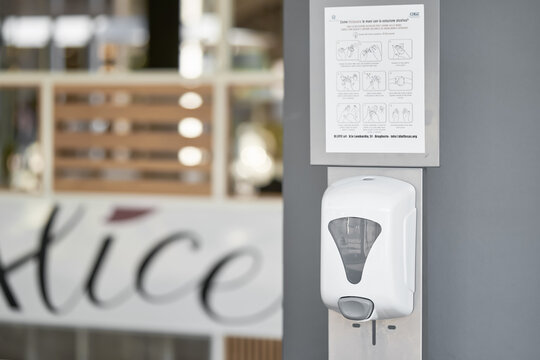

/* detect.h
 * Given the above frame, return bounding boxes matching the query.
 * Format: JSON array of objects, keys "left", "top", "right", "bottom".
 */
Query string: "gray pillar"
[
  {"left": 424, "top": 0, "right": 540, "bottom": 358},
  {"left": 283, "top": 0, "right": 328, "bottom": 359},
  {"left": 283, "top": 0, "right": 540, "bottom": 359}
]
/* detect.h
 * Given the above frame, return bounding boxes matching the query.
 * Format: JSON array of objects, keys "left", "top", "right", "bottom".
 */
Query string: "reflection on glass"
[
  {"left": 178, "top": 146, "right": 204, "bottom": 167},
  {"left": 178, "top": 117, "right": 204, "bottom": 138},
  {"left": 0, "top": 1, "right": 149, "bottom": 72},
  {"left": 179, "top": 92, "right": 203, "bottom": 109},
  {"left": 232, "top": 0, "right": 283, "bottom": 70},
  {"left": 53, "top": 16, "right": 94, "bottom": 48},
  {"left": 179, "top": 0, "right": 219, "bottom": 76},
  {"left": 0, "top": 88, "right": 42, "bottom": 192},
  {"left": 180, "top": 40, "right": 204, "bottom": 79},
  {"left": 229, "top": 85, "right": 283, "bottom": 196},
  {"left": 2, "top": 16, "right": 52, "bottom": 48}
]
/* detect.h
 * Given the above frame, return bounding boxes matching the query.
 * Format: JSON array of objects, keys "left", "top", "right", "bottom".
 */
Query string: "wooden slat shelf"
[
  {"left": 55, "top": 133, "right": 211, "bottom": 150},
  {"left": 225, "top": 337, "right": 282, "bottom": 360},
  {"left": 54, "top": 158, "right": 211, "bottom": 172},
  {"left": 53, "top": 83, "right": 214, "bottom": 196},
  {"left": 54, "top": 85, "right": 213, "bottom": 96},
  {"left": 55, "top": 117, "right": 211, "bottom": 126},
  {"left": 55, "top": 104, "right": 212, "bottom": 122},
  {"left": 55, "top": 179, "right": 210, "bottom": 195}
]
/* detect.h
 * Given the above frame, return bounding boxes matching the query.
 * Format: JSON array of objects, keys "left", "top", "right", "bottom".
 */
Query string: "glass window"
[
  {"left": 231, "top": 0, "right": 283, "bottom": 71},
  {"left": 179, "top": 0, "right": 219, "bottom": 77},
  {"left": 228, "top": 84, "right": 283, "bottom": 196},
  {"left": 0, "top": 0, "right": 149, "bottom": 72},
  {"left": 0, "top": 87, "right": 42, "bottom": 192}
]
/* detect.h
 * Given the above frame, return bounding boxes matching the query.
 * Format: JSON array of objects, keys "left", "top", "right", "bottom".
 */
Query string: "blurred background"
[{"left": 0, "top": 0, "right": 283, "bottom": 359}]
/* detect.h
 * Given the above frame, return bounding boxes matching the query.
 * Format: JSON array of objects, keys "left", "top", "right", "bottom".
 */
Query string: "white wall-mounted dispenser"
[{"left": 321, "top": 175, "right": 416, "bottom": 321}]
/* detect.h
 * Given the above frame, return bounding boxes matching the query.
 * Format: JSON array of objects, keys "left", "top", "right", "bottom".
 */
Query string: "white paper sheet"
[{"left": 324, "top": 4, "right": 425, "bottom": 153}]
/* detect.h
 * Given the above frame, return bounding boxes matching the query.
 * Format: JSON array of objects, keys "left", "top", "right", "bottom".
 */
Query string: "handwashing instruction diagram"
[
  {"left": 389, "top": 103, "right": 413, "bottom": 123},
  {"left": 324, "top": 4, "right": 425, "bottom": 154},
  {"left": 336, "top": 41, "right": 359, "bottom": 60},
  {"left": 359, "top": 42, "right": 382, "bottom": 61},
  {"left": 389, "top": 39, "right": 413, "bottom": 60},
  {"left": 363, "top": 104, "right": 387, "bottom": 123},
  {"left": 363, "top": 71, "right": 386, "bottom": 91},
  {"left": 337, "top": 72, "right": 360, "bottom": 91},
  {"left": 338, "top": 104, "right": 360, "bottom": 123},
  {"left": 389, "top": 71, "right": 413, "bottom": 91}
]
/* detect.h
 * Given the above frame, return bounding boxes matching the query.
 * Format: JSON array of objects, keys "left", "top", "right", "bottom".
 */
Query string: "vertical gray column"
[
  {"left": 283, "top": 0, "right": 328, "bottom": 359},
  {"left": 285, "top": 0, "right": 540, "bottom": 359},
  {"left": 424, "top": 0, "right": 540, "bottom": 358}
]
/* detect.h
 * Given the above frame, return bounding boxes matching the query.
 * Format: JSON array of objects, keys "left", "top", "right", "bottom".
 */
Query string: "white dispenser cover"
[{"left": 321, "top": 175, "right": 416, "bottom": 321}]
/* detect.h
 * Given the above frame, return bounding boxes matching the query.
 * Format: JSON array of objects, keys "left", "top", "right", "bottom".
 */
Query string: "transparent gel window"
[{"left": 328, "top": 217, "right": 382, "bottom": 284}]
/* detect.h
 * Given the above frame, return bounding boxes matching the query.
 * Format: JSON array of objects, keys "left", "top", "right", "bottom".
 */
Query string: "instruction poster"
[{"left": 324, "top": 4, "right": 425, "bottom": 153}]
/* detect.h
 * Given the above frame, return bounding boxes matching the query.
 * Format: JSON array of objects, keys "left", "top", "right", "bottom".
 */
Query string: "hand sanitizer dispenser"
[{"left": 321, "top": 175, "right": 416, "bottom": 321}]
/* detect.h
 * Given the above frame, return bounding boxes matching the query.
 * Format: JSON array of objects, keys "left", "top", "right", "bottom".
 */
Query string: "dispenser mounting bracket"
[{"left": 327, "top": 167, "right": 423, "bottom": 360}]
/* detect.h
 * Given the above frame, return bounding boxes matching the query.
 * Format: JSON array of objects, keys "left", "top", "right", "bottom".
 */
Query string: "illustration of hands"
[
  {"left": 389, "top": 71, "right": 413, "bottom": 91},
  {"left": 391, "top": 44, "right": 409, "bottom": 58},
  {"left": 389, "top": 39, "right": 413, "bottom": 60},
  {"left": 338, "top": 104, "right": 360, "bottom": 123},
  {"left": 338, "top": 72, "right": 360, "bottom": 91},
  {"left": 336, "top": 41, "right": 359, "bottom": 60},
  {"left": 362, "top": 45, "right": 381, "bottom": 61},
  {"left": 369, "top": 75, "right": 380, "bottom": 89},
  {"left": 402, "top": 108, "right": 411, "bottom": 122},
  {"left": 362, "top": 71, "right": 386, "bottom": 91},
  {"left": 366, "top": 106, "right": 380, "bottom": 122},
  {"left": 389, "top": 104, "right": 413, "bottom": 123},
  {"left": 392, "top": 108, "right": 400, "bottom": 122},
  {"left": 363, "top": 104, "right": 386, "bottom": 123},
  {"left": 359, "top": 42, "right": 382, "bottom": 62}
]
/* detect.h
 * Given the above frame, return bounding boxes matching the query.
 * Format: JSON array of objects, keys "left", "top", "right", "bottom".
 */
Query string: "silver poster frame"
[{"left": 310, "top": 0, "right": 440, "bottom": 167}]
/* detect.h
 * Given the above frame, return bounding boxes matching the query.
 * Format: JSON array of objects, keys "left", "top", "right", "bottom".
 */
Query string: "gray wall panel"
[
  {"left": 284, "top": 0, "right": 540, "bottom": 359},
  {"left": 282, "top": 0, "right": 328, "bottom": 359},
  {"left": 425, "top": 0, "right": 540, "bottom": 358}
]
